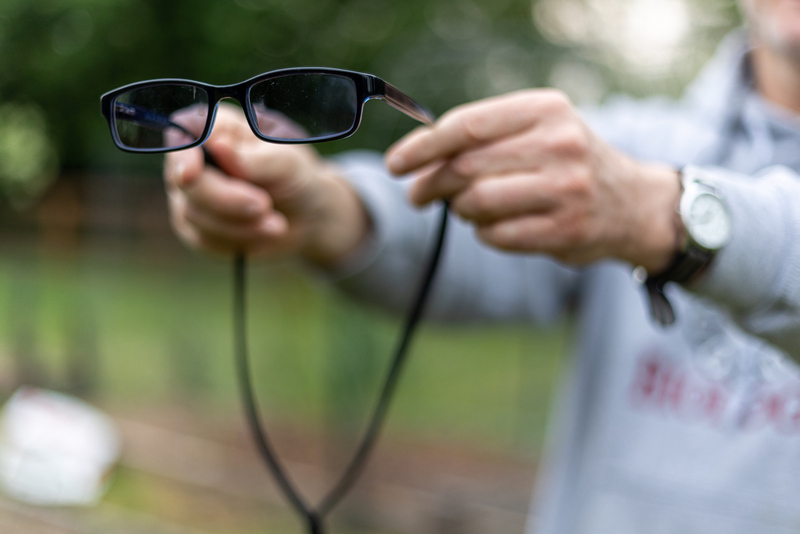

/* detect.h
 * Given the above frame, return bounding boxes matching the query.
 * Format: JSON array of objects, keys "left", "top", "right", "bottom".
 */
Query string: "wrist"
[
  {"left": 621, "top": 163, "right": 683, "bottom": 272},
  {"left": 300, "top": 167, "right": 373, "bottom": 267}
]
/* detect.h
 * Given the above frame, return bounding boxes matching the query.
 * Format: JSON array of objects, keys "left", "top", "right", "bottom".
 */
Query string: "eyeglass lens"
[
  {"left": 113, "top": 84, "right": 210, "bottom": 150},
  {"left": 248, "top": 74, "right": 358, "bottom": 141}
]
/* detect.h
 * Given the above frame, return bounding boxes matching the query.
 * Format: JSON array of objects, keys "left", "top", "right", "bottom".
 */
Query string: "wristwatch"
[{"left": 643, "top": 165, "right": 731, "bottom": 325}]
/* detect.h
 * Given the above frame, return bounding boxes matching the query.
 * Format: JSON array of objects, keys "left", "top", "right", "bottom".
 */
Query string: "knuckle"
[
  {"left": 181, "top": 205, "right": 203, "bottom": 229},
  {"left": 544, "top": 124, "right": 589, "bottom": 157},
  {"left": 562, "top": 211, "right": 592, "bottom": 248},
  {"left": 558, "top": 166, "right": 592, "bottom": 199},
  {"left": 515, "top": 90, "right": 550, "bottom": 123},
  {"left": 514, "top": 89, "right": 577, "bottom": 128},
  {"left": 451, "top": 153, "right": 478, "bottom": 177},
  {"left": 569, "top": 223, "right": 591, "bottom": 248},
  {"left": 459, "top": 112, "right": 486, "bottom": 143},
  {"left": 449, "top": 192, "right": 470, "bottom": 218},
  {"left": 515, "top": 88, "right": 541, "bottom": 107},
  {"left": 539, "top": 89, "right": 573, "bottom": 114},
  {"left": 478, "top": 223, "right": 517, "bottom": 251},
  {"left": 475, "top": 224, "right": 501, "bottom": 248},
  {"left": 459, "top": 183, "right": 492, "bottom": 218}
]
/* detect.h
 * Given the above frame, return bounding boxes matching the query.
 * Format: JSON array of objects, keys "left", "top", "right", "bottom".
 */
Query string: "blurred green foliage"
[
  {"left": 0, "top": 103, "right": 58, "bottom": 209},
  {"left": 0, "top": 0, "right": 741, "bottom": 183},
  {"left": 0, "top": 0, "right": 560, "bottom": 175}
]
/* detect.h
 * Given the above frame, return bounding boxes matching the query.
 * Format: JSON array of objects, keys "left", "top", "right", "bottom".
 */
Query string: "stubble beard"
[{"left": 742, "top": 0, "right": 800, "bottom": 63}]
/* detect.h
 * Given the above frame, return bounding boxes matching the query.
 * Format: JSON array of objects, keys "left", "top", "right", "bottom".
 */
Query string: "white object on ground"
[{"left": 0, "top": 386, "right": 121, "bottom": 506}]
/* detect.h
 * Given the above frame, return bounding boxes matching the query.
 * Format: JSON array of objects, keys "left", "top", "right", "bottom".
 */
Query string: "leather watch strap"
[{"left": 644, "top": 246, "right": 712, "bottom": 326}]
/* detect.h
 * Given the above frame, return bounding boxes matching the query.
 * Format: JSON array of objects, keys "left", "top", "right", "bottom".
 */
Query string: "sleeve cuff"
[{"left": 691, "top": 166, "right": 798, "bottom": 316}]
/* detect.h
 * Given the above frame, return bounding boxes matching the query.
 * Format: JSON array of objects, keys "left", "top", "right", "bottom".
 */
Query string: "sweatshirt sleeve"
[
  {"left": 689, "top": 165, "right": 800, "bottom": 360},
  {"left": 325, "top": 150, "right": 580, "bottom": 324}
]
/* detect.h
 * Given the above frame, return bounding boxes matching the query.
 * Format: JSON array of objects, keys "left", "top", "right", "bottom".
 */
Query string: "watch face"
[{"left": 686, "top": 192, "right": 731, "bottom": 250}]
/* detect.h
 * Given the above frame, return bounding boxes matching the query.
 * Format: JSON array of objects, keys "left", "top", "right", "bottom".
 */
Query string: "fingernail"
[
  {"left": 243, "top": 200, "right": 263, "bottom": 217},
  {"left": 172, "top": 160, "right": 186, "bottom": 186},
  {"left": 387, "top": 153, "right": 405, "bottom": 174},
  {"left": 262, "top": 215, "right": 286, "bottom": 234}
]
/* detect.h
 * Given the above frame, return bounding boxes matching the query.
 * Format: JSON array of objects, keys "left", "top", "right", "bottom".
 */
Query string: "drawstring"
[
  {"left": 234, "top": 202, "right": 449, "bottom": 533},
  {"left": 308, "top": 513, "right": 324, "bottom": 534},
  {"left": 741, "top": 98, "right": 776, "bottom": 170}
]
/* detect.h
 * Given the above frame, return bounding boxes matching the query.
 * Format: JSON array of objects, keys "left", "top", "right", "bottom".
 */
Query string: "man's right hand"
[{"left": 164, "top": 104, "right": 371, "bottom": 266}]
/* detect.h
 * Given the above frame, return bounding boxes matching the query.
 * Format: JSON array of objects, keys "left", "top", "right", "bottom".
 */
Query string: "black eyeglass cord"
[{"left": 233, "top": 202, "right": 449, "bottom": 534}]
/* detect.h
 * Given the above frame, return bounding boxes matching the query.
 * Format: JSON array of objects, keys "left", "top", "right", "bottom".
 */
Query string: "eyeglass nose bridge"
[
  {"left": 207, "top": 83, "right": 249, "bottom": 104},
  {"left": 203, "top": 82, "right": 260, "bottom": 140}
]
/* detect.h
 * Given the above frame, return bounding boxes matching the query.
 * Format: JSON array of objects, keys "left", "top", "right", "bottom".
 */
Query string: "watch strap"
[{"left": 644, "top": 246, "right": 713, "bottom": 326}]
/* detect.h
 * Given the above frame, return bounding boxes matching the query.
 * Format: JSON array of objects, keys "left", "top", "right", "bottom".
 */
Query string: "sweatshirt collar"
[{"left": 683, "top": 28, "right": 754, "bottom": 128}]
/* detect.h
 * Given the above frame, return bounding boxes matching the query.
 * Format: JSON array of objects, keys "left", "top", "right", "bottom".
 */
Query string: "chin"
[
  {"left": 765, "top": 28, "right": 800, "bottom": 61},
  {"left": 744, "top": 0, "right": 800, "bottom": 56}
]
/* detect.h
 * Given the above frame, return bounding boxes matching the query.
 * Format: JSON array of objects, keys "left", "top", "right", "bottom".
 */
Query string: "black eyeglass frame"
[{"left": 100, "top": 67, "right": 434, "bottom": 153}]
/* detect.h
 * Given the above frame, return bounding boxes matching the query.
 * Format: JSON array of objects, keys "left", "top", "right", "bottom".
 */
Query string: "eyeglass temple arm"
[
  {"left": 114, "top": 102, "right": 196, "bottom": 138},
  {"left": 371, "top": 78, "right": 435, "bottom": 126}
]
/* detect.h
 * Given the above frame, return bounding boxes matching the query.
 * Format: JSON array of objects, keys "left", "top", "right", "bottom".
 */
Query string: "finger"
[
  {"left": 177, "top": 163, "right": 272, "bottom": 222},
  {"left": 475, "top": 212, "right": 598, "bottom": 264},
  {"left": 407, "top": 124, "right": 566, "bottom": 206},
  {"left": 183, "top": 202, "right": 288, "bottom": 242},
  {"left": 205, "top": 133, "right": 315, "bottom": 189},
  {"left": 408, "top": 160, "right": 470, "bottom": 206},
  {"left": 165, "top": 146, "right": 204, "bottom": 190},
  {"left": 408, "top": 135, "right": 547, "bottom": 206},
  {"left": 191, "top": 218, "right": 303, "bottom": 257},
  {"left": 169, "top": 193, "right": 224, "bottom": 253},
  {"left": 449, "top": 173, "right": 557, "bottom": 223},
  {"left": 171, "top": 191, "right": 290, "bottom": 255},
  {"left": 177, "top": 223, "right": 267, "bottom": 256},
  {"left": 252, "top": 105, "right": 310, "bottom": 139},
  {"left": 475, "top": 214, "right": 562, "bottom": 252},
  {"left": 166, "top": 103, "right": 210, "bottom": 145},
  {"left": 445, "top": 126, "right": 560, "bottom": 179},
  {"left": 206, "top": 103, "right": 254, "bottom": 142},
  {"left": 386, "top": 90, "right": 558, "bottom": 175}
]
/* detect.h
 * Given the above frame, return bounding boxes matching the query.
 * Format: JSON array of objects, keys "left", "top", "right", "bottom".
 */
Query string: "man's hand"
[
  {"left": 386, "top": 89, "right": 681, "bottom": 272},
  {"left": 164, "top": 104, "right": 370, "bottom": 266}
]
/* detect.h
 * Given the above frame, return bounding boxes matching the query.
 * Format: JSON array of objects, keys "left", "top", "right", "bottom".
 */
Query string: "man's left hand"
[{"left": 385, "top": 89, "right": 681, "bottom": 272}]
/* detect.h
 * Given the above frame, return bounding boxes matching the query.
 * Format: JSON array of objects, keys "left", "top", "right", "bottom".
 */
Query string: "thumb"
[
  {"left": 165, "top": 147, "right": 204, "bottom": 190},
  {"left": 202, "top": 136, "right": 247, "bottom": 179},
  {"left": 206, "top": 134, "right": 316, "bottom": 193}
]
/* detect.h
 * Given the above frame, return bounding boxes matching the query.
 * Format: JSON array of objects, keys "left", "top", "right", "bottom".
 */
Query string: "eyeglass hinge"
[{"left": 366, "top": 75, "right": 386, "bottom": 97}]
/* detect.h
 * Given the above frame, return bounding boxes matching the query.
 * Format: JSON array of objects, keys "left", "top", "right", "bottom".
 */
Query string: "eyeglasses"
[{"left": 100, "top": 67, "right": 434, "bottom": 152}]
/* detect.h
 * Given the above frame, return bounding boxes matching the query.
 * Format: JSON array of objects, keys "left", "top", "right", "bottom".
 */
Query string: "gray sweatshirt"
[{"left": 329, "top": 31, "right": 800, "bottom": 534}]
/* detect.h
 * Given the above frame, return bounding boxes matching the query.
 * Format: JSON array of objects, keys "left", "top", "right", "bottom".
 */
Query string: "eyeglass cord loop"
[{"left": 234, "top": 201, "right": 450, "bottom": 534}]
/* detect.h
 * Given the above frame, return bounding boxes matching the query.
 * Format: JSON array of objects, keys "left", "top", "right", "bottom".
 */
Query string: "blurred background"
[{"left": 0, "top": 0, "right": 740, "bottom": 532}]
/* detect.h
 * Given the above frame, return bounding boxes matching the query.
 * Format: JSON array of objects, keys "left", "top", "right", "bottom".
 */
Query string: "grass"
[{"left": 0, "top": 244, "right": 568, "bottom": 456}]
